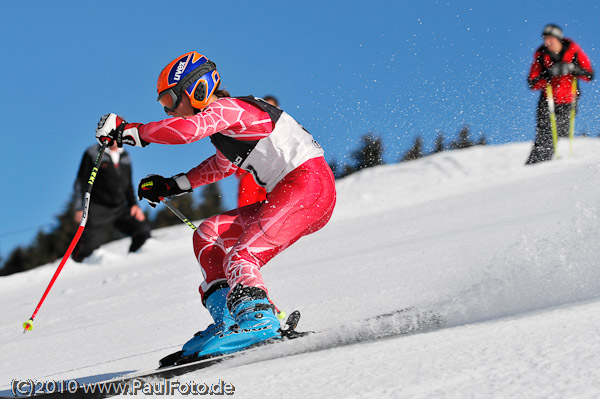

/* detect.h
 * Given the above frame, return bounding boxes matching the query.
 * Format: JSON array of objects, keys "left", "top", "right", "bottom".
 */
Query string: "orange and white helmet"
[{"left": 157, "top": 51, "right": 220, "bottom": 112}]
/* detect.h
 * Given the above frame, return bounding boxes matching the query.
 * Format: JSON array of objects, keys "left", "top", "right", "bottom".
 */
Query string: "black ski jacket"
[{"left": 73, "top": 144, "right": 137, "bottom": 211}]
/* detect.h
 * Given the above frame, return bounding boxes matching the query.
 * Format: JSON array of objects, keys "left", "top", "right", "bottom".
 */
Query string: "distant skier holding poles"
[
  {"left": 525, "top": 23, "right": 594, "bottom": 165},
  {"left": 95, "top": 51, "right": 336, "bottom": 361}
]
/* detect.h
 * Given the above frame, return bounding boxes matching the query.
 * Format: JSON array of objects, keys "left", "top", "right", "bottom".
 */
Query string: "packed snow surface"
[{"left": 2, "top": 138, "right": 600, "bottom": 398}]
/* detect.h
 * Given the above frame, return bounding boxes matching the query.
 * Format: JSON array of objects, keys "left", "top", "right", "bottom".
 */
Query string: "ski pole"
[
  {"left": 569, "top": 78, "right": 577, "bottom": 157},
  {"left": 23, "top": 140, "right": 109, "bottom": 333},
  {"left": 545, "top": 84, "right": 559, "bottom": 158},
  {"left": 160, "top": 198, "right": 287, "bottom": 320},
  {"left": 161, "top": 199, "right": 197, "bottom": 230}
]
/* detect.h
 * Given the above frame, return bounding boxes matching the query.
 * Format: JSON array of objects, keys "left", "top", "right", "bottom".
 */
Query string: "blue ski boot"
[
  {"left": 181, "top": 286, "right": 236, "bottom": 358},
  {"left": 186, "top": 285, "right": 282, "bottom": 358},
  {"left": 227, "top": 284, "right": 282, "bottom": 342}
]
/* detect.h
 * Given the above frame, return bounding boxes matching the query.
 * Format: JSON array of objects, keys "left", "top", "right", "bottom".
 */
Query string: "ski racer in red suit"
[
  {"left": 525, "top": 24, "right": 594, "bottom": 164},
  {"left": 95, "top": 51, "right": 336, "bottom": 360}
]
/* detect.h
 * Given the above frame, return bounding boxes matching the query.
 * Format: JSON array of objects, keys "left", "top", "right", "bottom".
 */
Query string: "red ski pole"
[{"left": 23, "top": 140, "right": 109, "bottom": 333}]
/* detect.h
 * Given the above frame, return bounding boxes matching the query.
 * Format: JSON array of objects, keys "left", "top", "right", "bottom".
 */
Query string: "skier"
[
  {"left": 525, "top": 23, "right": 594, "bottom": 164},
  {"left": 95, "top": 51, "right": 336, "bottom": 359}
]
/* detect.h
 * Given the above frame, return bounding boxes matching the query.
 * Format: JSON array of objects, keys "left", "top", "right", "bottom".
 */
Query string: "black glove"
[
  {"left": 137, "top": 173, "right": 192, "bottom": 207},
  {"left": 547, "top": 62, "right": 575, "bottom": 78}
]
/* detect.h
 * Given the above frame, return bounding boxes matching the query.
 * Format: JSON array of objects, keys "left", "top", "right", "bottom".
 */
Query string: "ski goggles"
[
  {"left": 157, "top": 61, "right": 217, "bottom": 113},
  {"left": 158, "top": 88, "right": 181, "bottom": 113}
]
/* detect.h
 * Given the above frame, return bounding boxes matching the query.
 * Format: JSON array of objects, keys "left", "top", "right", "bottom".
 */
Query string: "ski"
[
  {"left": 29, "top": 311, "right": 308, "bottom": 398},
  {"left": 28, "top": 307, "right": 443, "bottom": 398}
]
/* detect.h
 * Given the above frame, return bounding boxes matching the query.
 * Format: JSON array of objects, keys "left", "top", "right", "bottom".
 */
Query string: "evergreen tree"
[
  {"left": 476, "top": 133, "right": 488, "bottom": 146},
  {"left": 401, "top": 136, "right": 424, "bottom": 162},
  {"left": 339, "top": 164, "right": 357, "bottom": 179},
  {"left": 0, "top": 197, "right": 79, "bottom": 275},
  {"left": 0, "top": 247, "right": 27, "bottom": 276},
  {"left": 335, "top": 133, "right": 384, "bottom": 179},
  {"left": 432, "top": 133, "right": 446, "bottom": 154},
  {"left": 197, "top": 183, "right": 224, "bottom": 219},
  {"left": 37, "top": 198, "right": 79, "bottom": 264},
  {"left": 351, "top": 133, "right": 385, "bottom": 171},
  {"left": 328, "top": 159, "right": 339, "bottom": 179},
  {"left": 449, "top": 126, "right": 476, "bottom": 150}
]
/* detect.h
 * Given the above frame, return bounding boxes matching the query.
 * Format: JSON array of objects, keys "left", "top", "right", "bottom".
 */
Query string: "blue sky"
[{"left": 1, "top": 0, "right": 599, "bottom": 261}]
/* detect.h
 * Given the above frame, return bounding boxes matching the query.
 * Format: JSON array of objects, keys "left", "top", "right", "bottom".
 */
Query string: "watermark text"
[{"left": 10, "top": 378, "right": 236, "bottom": 396}]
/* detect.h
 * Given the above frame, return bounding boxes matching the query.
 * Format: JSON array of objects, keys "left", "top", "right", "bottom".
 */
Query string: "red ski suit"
[{"left": 133, "top": 96, "right": 336, "bottom": 301}]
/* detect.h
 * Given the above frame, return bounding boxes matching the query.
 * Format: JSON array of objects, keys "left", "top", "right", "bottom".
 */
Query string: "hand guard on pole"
[{"left": 96, "top": 113, "right": 148, "bottom": 148}]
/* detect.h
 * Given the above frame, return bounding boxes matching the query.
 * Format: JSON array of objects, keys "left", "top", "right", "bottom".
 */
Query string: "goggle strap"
[{"left": 176, "top": 61, "right": 217, "bottom": 95}]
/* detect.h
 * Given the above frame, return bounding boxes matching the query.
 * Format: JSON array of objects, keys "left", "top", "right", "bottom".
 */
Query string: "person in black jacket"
[{"left": 71, "top": 142, "right": 151, "bottom": 262}]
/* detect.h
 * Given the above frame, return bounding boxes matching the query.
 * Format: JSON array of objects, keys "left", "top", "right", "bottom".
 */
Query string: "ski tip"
[{"left": 22, "top": 319, "right": 33, "bottom": 334}]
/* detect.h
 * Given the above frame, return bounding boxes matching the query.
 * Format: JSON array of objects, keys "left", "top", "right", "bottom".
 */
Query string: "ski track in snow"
[{"left": 2, "top": 138, "right": 600, "bottom": 398}]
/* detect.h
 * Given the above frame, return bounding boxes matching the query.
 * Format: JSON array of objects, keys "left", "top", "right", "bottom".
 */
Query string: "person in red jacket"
[
  {"left": 526, "top": 24, "right": 594, "bottom": 164},
  {"left": 235, "top": 167, "right": 267, "bottom": 206},
  {"left": 95, "top": 52, "right": 336, "bottom": 361},
  {"left": 234, "top": 96, "right": 278, "bottom": 207}
]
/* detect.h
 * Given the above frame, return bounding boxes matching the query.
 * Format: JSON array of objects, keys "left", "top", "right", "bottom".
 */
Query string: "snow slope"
[{"left": 2, "top": 138, "right": 600, "bottom": 398}]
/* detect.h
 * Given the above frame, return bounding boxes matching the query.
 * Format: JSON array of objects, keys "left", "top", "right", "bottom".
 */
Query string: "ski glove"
[
  {"left": 96, "top": 113, "right": 149, "bottom": 148},
  {"left": 138, "top": 173, "right": 192, "bottom": 207}
]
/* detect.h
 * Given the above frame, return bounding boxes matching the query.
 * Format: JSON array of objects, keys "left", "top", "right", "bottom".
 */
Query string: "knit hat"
[{"left": 542, "top": 24, "right": 564, "bottom": 40}]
